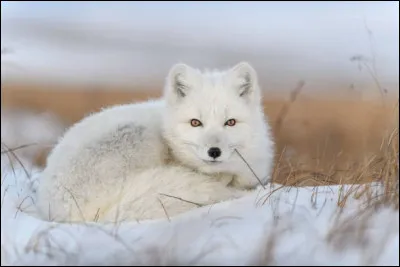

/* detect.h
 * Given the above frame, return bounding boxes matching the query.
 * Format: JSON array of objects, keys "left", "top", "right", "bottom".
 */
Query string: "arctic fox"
[{"left": 35, "top": 62, "right": 275, "bottom": 223}]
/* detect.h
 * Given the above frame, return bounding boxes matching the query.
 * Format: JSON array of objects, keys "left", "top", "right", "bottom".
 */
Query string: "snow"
[
  {"left": 1, "top": 108, "right": 65, "bottom": 171},
  {"left": 1, "top": 165, "right": 399, "bottom": 266}
]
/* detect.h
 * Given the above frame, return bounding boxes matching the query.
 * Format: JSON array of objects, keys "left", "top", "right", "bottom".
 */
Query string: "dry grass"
[{"left": 1, "top": 82, "right": 398, "bottom": 186}]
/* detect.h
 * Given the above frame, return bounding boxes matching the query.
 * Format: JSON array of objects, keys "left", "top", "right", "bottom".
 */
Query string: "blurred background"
[{"left": 1, "top": 1, "right": 399, "bottom": 183}]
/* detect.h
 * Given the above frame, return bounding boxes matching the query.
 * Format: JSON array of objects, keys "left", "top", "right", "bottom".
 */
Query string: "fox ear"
[
  {"left": 165, "top": 63, "right": 195, "bottom": 102},
  {"left": 229, "top": 62, "right": 261, "bottom": 103}
]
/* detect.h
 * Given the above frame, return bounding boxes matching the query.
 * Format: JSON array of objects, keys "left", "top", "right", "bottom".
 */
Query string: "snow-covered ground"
[
  {"left": 1, "top": 161, "right": 399, "bottom": 266},
  {"left": 1, "top": 108, "right": 65, "bottom": 171}
]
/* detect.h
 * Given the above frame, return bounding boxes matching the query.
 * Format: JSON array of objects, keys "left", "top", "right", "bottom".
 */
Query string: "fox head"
[{"left": 162, "top": 62, "right": 270, "bottom": 181}]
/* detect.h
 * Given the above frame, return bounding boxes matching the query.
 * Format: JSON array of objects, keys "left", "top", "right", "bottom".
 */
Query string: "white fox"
[{"left": 35, "top": 62, "right": 275, "bottom": 223}]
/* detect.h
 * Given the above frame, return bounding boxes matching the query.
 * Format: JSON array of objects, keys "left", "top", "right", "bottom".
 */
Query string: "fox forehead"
[
  {"left": 177, "top": 81, "right": 251, "bottom": 122},
  {"left": 185, "top": 72, "right": 244, "bottom": 101},
  {"left": 188, "top": 70, "right": 237, "bottom": 93},
  {"left": 175, "top": 97, "right": 249, "bottom": 125}
]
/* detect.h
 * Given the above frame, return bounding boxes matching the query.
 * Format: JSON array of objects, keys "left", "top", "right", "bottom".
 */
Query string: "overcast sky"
[{"left": 1, "top": 1, "right": 398, "bottom": 95}]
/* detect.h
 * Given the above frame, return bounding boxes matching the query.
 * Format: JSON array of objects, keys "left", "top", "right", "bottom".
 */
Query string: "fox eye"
[
  {"left": 190, "top": 119, "right": 203, "bottom": 127},
  {"left": 225, "top": 119, "right": 236, "bottom": 127}
]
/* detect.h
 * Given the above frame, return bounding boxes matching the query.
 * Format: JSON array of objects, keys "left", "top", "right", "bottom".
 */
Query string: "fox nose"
[{"left": 208, "top": 147, "right": 221, "bottom": 159}]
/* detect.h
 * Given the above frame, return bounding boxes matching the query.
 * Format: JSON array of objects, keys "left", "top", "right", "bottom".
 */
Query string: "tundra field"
[
  {"left": 1, "top": 1, "right": 399, "bottom": 264},
  {"left": 1, "top": 81, "right": 399, "bottom": 265}
]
